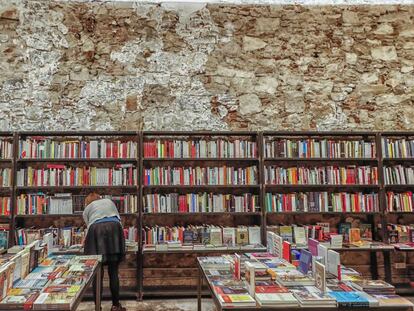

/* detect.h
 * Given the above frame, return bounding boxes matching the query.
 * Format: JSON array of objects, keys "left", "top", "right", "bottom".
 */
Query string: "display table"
[
  {"left": 196, "top": 257, "right": 413, "bottom": 311},
  {"left": 0, "top": 254, "right": 102, "bottom": 311}
]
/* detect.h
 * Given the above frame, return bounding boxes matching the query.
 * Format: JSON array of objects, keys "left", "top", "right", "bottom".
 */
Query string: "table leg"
[
  {"left": 95, "top": 264, "right": 102, "bottom": 311},
  {"left": 384, "top": 251, "right": 392, "bottom": 283},
  {"left": 370, "top": 251, "right": 379, "bottom": 280},
  {"left": 198, "top": 266, "right": 202, "bottom": 311}
]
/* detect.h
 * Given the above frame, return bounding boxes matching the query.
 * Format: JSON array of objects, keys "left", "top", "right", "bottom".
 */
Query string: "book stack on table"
[
  {"left": 198, "top": 251, "right": 414, "bottom": 309},
  {"left": 0, "top": 253, "right": 100, "bottom": 310}
]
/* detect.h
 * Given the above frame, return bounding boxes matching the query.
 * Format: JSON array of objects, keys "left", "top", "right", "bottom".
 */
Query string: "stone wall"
[{"left": 0, "top": 0, "right": 413, "bottom": 131}]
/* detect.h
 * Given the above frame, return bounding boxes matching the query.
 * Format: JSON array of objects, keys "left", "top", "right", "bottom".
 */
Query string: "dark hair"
[{"left": 85, "top": 193, "right": 101, "bottom": 207}]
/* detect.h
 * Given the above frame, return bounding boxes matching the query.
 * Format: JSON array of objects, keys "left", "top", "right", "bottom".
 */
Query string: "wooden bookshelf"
[
  {"left": 2, "top": 130, "right": 414, "bottom": 298},
  {"left": 139, "top": 131, "right": 262, "bottom": 299}
]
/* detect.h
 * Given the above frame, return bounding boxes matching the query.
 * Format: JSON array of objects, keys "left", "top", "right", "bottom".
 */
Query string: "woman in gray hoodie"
[{"left": 83, "top": 193, "right": 126, "bottom": 311}]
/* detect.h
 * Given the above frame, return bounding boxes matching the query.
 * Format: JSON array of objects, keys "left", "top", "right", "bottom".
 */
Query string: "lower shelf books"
[
  {"left": 144, "top": 193, "right": 259, "bottom": 213},
  {"left": 386, "top": 224, "right": 414, "bottom": 244},
  {"left": 0, "top": 197, "right": 10, "bottom": 216},
  {"left": 16, "top": 193, "right": 138, "bottom": 215},
  {"left": 265, "top": 192, "right": 379, "bottom": 213},
  {"left": 143, "top": 225, "right": 262, "bottom": 247},
  {"left": 386, "top": 192, "right": 413, "bottom": 212},
  {"left": 0, "top": 168, "right": 12, "bottom": 187},
  {"left": 16, "top": 226, "right": 138, "bottom": 247},
  {"left": 384, "top": 165, "right": 414, "bottom": 185}
]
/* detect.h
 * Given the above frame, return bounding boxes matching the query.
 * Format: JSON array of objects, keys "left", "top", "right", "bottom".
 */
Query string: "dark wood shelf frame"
[{"left": 1, "top": 130, "right": 413, "bottom": 299}]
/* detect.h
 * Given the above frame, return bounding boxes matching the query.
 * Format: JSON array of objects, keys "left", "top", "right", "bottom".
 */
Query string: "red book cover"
[
  {"left": 282, "top": 241, "right": 291, "bottom": 262},
  {"left": 255, "top": 285, "right": 289, "bottom": 294},
  {"left": 46, "top": 164, "right": 65, "bottom": 169},
  {"left": 114, "top": 143, "right": 118, "bottom": 159}
]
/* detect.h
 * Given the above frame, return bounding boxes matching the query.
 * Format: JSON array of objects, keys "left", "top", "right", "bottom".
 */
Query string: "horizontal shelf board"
[
  {"left": 143, "top": 185, "right": 259, "bottom": 189},
  {"left": 0, "top": 187, "right": 12, "bottom": 192},
  {"left": 265, "top": 184, "right": 379, "bottom": 190},
  {"left": 142, "top": 247, "right": 266, "bottom": 254},
  {"left": 143, "top": 212, "right": 261, "bottom": 216},
  {"left": 143, "top": 157, "right": 258, "bottom": 162},
  {"left": 0, "top": 159, "right": 12, "bottom": 162},
  {"left": 15, "top": 213, "right": 137, "bottom": 217},
  {"left": 264, "top": 157, "right": 377, "bottom": 163},
  {"left": 143, "top": 131, "right": 257, "bottom": 136},
  {"left": 266, "top": 211, "right": 380, "bottom": 215},
  {"left": 0, "top": 215, "right": 11, "bottom": 220},
  {"left": 16, "top": 186, "right": 138, "bottom": 190},
  {"left": 384, "top": 185, "right": 414, "bottom": 189},
  {"left": 386, "top": 212, "right": 414, "bottom": 214},
  {"left": 18, "top": 158, "right": 138, "bottom": 163},
  {"left": 263, "top": 131, "right": 377, "bottom": 136},
  {"left": 383, "top": 158, "right": 414, "bottom": 162},
  {"left": 18, "top": 131, "right": 138, "bottom": 136}
]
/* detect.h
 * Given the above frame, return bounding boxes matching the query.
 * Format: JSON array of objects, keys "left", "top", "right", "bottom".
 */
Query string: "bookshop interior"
[{"left": 0, "top": 0, "right": 414, "bottom": 310}]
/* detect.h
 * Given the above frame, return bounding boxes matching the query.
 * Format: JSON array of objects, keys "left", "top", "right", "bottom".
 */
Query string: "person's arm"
[{"left": 82, "top": 206, "right": 89, "bottom": 227}]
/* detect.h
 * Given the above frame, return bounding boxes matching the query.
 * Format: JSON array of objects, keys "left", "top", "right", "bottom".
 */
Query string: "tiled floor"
[{"left": 78, "top": 299, "right": 216, "bottom": 311}]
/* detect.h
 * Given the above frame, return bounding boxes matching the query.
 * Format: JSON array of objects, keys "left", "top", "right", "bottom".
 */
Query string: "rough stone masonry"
[{"left": 0, "top": 0, "right": 413, "bottom": 131}]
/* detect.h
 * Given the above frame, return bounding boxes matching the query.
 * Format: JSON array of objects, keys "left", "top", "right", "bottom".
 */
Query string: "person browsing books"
[{"left": 83, "top": 193, "right": 126, "bottom": 311}]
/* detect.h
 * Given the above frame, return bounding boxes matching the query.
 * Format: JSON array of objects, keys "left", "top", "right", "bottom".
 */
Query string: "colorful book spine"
[
  {"left": 144, "top": 193, "right": 259, "bottom": 213},
  {"left": 264, "top": 166, "right": 378, "bottom": 185},
  {"left": 264, "top": 139, "right": 376, "bottom": 158},
  {"left": 0, "top": 140, "right": 13, "bottom": 159},
  {"left": 143, "top": 139, "right": 257, "bottom": 158},
  {"left": 0, "top": 169, "right": 12, "bottom": 187},
  {"left": 384, "top": 166, "right": 414, "bottom": 185},
  {"left": 19, "top": 138, "right": 137, "bottom": 159},
  {"left": 16, "top": 165, "right": 137, "bottom": 186},
  {"left": 144, "top": 166, "right": 257, "bottom": 186},
  {"left": 0, "top": 197, "right": 11, "bottom": 216},
  {"left": 382, "top": 138, "right": 414, "bottom": 158},
  {"left": 265, "top": 192, "right": 379, "bottom": 213},
  {"left": 386, "top": 192, "right": 413, "bottom": 212}
]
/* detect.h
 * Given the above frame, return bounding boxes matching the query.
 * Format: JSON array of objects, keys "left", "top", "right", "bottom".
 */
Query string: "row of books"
[
  {"left": 264, "top": 166, "right": 378, "bottom": 185},
  {"left": 265, "top": 192, "right": 379, "bottom": 213},
  {"left": 15, "top": 193, "right": 138, "bottom": 215},
  {"left": 20, "top": 138, "right": 137, "bottom": 159},
  {"left": 386, "top": 224, "right": 414, "bottom": 244},
  {"left": 382, "top": 138, "right": 414, "bottom": 158},
  {"left": 383, "top": 165, "right": 414, "bottom": 185},
  {"left": 143, "top": 166, "right": 257, "bottom": 186},
  {"left": 0, "top": 197, "right": 10, "bottom": 216},
  {"left": 264, "top": 138, "right": 376, "bottom": 159},
  {"left": 0, "top": 140, "right": 12, "bottom": 159},
  {"left": 0, "top": 169, "right": 11, "bottom": 187},
  {"left": 15, "top": 226, "right": 138, "bottom": 247},
  {"left": 16, "top": 165, "right": 137, "bottom": 186},
  {"left": 386, "top": 192, "right": 413, "bottom": 212},
  {"left": 143, "top": 225, "right": 262, "bottom": 246},
  {"left": 267, "top": 222, "right": 373, "bottom": 247},
  {"left": 143, "top": 193, "right": 259, "bottom": 213},
  {"left": 143, "top": 139, "right": 257, "bottom": 158}
]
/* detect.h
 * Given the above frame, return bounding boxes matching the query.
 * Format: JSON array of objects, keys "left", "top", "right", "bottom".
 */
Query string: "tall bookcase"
[
  {"left": 0, "top": 132, "right": 14, "bottom": 248},
  {"left": 139, "top": 131, "right": 263, "bottom": 298},
  {"left": 1, "top": 130, "right": 413, "bottom": 298},
  {"left": 14, "top": 131, "right": 140, "bottom": 295}
]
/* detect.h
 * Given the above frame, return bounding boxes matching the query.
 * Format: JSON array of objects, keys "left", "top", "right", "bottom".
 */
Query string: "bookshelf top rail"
[
  {"left": 381, "top": 131, "right": 414, "bottom": 136},
  {"left": 0, "top": 132, "right": 13, "bottom": 136},
  {"left": 262, "top": 131, "right": 379, "bottom": 136},
  {"left": 17, "top": 131, "right": 139, "bottom": 137},
  {"left": 142, "top": 131, "right": 258, "bottom": 136}
]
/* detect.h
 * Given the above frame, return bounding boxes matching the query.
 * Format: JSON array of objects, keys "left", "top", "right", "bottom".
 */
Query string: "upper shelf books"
[
  {"left": 0, "top": 139, "right": 12, "bottom": 160},
  {"left": 19, "top": 137, "right": 137, "bottom": 159},
  {"left": 264, "top": 138, "right": 376, "bottom": 159},
  {"left": 143, "top": 138, "right": 257, "bottom": 158},
  {"left": 382, "top": 137, "right": 414, "bottom": 158}
]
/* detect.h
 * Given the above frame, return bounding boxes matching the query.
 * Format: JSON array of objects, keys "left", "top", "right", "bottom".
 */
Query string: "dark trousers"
[{"left": 93, "top": 261, "right": 121, "bottom": 306}]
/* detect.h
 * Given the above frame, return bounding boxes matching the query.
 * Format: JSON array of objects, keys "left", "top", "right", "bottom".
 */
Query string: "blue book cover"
[
  {"left": 328, "top": 291, "right": 370, "bottom": 307},
  {"left": 298, "top": 249, "right": 312, "bottom": 274}
]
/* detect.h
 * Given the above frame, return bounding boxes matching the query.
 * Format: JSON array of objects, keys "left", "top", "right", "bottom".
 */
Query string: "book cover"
[
  {"left": 308, "top": 238, "right": 319, "bottom": 256},
  {"left": 338, "top": 223, "right": 351, "bottom": 243},
  {"left": 298, "top": 249, "right": 312, "bottom": 275},
  {"left": 248, "top": 227, "right": 261, "bottom": 245},
  {"left": 293, "top": 227, "right": 307, "bottom": 247},
  {"left": 327, "top": 250, "right": 341, "bottom": 280},
  {"left": 280, "top": 226, "right": 293, "bottom": 243},
  {"left": 236, "top": 227, "right": 249, "bottom": 245},
  {"left": 317, "top": 244, "right": 328, "bottom": 266},
  {"left": 222, "top": 227, "right": 236, "bottom": 246},
  {"left": 349, "top": 228, "right": 361, "bottom": 245},
  {"left": 360, "top": 224, "right": 373, "bottom": 241},
  {"left": 314, "top": 261, "right": 326, "bottom": 293}
]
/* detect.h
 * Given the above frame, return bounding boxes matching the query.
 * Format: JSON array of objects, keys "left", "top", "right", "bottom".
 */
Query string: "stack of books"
[{"left": 382, "top": 137, "right": 414, "bottom": 158}]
